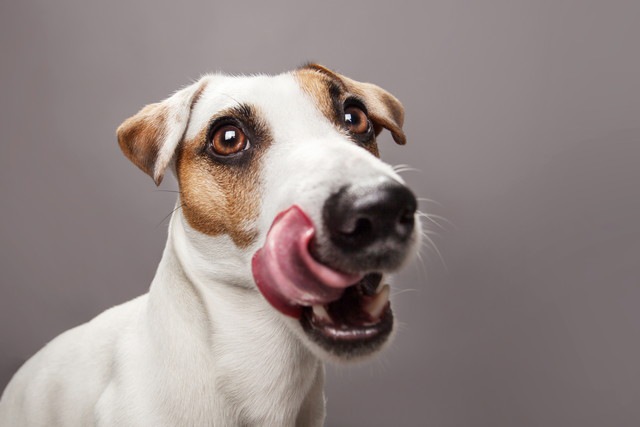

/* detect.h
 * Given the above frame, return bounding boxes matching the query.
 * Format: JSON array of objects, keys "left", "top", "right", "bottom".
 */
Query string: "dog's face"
[{"left": 118, "top": 64, "right": 421, "bottom": 361}]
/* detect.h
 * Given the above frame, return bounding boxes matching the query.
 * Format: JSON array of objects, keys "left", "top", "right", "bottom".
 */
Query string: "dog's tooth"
[
  {"left": 312, "top": 304, "right": 332, "bottom": 323},
  {"left": 364, "top": 284, "right": 390, "bottom": 319},
  {"left": 375, "top": 281, "right": 387, "bottom": 294}
]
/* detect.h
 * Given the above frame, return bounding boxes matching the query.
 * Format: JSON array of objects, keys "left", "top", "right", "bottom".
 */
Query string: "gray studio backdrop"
[{"left": 1, "top": 1, "right": 639, "bottom": 426}]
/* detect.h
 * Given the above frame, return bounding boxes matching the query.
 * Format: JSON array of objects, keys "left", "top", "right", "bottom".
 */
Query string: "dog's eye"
[
  {"left": 344, "top": 106, "right": 370, "bottom": 135},
  {"left": 210, "top": 125, "right": 249, "bottom": 156}
]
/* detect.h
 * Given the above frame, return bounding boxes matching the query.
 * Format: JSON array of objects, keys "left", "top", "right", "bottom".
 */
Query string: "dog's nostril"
[
  {"left": 337, "top": 216, "right": 377, "bottom": 248},
  {"left": 343, "top": 218, "right": 373, "bottom": 238},
  {"left": 323, "top": 179, "right": 417, "bottom": 251}
]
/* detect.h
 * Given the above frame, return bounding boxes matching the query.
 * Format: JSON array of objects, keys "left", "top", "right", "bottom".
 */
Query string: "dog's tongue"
[{"left": 252, "top": 205, "right": 363, "bottom": 318}]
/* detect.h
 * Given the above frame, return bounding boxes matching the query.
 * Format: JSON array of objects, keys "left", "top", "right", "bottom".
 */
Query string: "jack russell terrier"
[{"left": 0, "top": 63, "right": 421, "bottom": 426}]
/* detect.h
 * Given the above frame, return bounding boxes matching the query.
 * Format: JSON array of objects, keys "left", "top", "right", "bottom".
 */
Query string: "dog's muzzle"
[{"left": 251, "top": 177, "right": 418, "bottom": 358}]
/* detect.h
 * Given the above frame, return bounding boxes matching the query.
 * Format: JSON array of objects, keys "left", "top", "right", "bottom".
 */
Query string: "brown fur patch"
[
  {"left": 294, "top": 68, "right": 343, "bottom": 128},
  {"left": 294, "top": 68, "right": 381, "bottom": 157},
  {"left": 297, "top": 63, "right": 406, "bottom": 146},
  {"left": 117, "top": 103, "right": 167, "bottom": 182},
  {"left": 176, "top": 106, "right": 271, "bottom": 248}
]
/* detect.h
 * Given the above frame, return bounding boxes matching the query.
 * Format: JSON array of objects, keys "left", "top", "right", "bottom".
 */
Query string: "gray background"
[{"left": 1, "top": 1, "right": 639, "bottom": 426}]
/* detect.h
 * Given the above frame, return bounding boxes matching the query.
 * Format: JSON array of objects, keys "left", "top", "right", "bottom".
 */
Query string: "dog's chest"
[
  {"left": 164, "top": 339, "right": 319, "bottom": 425},
  {"left": 216, "top": 350, "right": 319, "bottom": 425},
  {"left": 207, "top": 317, "right": 321, "bottom": 424}
]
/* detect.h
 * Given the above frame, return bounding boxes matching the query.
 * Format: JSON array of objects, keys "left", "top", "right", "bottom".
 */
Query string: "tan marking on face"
[
  {"left": 176, "top": 108, "right": 270, "bottom": 248},
  {"left": 365, "top": 137, "right": 380, "bottom": 157},
  {"left": 116, "top": 103, "right": 168, "bottom": 180},
  {"left": 294, "top": 69, "right": 341, "bottom": 127},
  {"left": 298, "top": 63, "right": 406, "bottom": 146},
  {"left": 294, "top": 68, "right": 381, "bottom": 158}
]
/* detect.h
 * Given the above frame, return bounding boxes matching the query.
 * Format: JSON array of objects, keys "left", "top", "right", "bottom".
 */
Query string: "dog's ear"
[
  {"left": 117, "top": 78, "right": 208, "bottom": 185},
  {"left": 303, "top": 63, "right": 406, "bottom": 145}
]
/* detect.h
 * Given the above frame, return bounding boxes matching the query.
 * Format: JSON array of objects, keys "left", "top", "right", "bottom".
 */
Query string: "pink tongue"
[{"left": 252, "top": 205, "right": 363, "bottom": 318}]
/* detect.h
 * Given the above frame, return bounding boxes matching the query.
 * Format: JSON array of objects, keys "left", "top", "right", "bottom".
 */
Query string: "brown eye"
[
  {"left": 344, "top": 106, "right": 370, "bottom": 135},
  {"left": 210, "top": 125, "right": 249, "bottom": 156}
]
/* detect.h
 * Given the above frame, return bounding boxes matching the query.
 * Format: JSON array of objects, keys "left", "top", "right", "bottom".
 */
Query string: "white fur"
[{"left": 0, "top": 72, "right": 419, "bottom": 426}]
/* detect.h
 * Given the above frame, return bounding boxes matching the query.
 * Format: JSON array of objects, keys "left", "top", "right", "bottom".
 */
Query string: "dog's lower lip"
[
  {"left": 300, "top": 302, "right": 393, "bottom": 353},
  {"left": 305, "top": 317, "right": 388, "bottom": 340},
  {"left": 299, "top": 273, "right": 393, "bottom": 344}
]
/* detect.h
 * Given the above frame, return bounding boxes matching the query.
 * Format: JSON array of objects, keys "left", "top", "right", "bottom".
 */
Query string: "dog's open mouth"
[
  {"left": 252, "top": 205, "right": 393, "bottom": 350},
  {"left": 299, "top": 272, "right": 393, "bottom": 354}
]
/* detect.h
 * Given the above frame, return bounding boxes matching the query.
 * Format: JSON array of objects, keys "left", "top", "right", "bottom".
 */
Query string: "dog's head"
[{"left": 117, "top": 64, "right": 420, "bottom": 361}]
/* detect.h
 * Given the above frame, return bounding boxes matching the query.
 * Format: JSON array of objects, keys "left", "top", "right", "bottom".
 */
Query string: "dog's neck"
[{"left": 143, "top": 209, "right": 324, "bottom": 425}]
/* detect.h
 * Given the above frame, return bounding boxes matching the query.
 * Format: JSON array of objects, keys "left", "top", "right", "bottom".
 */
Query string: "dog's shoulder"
[{"left": 0, "top": 295, "right": 148, "bottom": 426}]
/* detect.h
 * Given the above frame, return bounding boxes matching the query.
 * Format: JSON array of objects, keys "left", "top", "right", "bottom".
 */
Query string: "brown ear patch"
[
  {"left": 117, "top": 103, "right": 168, "bottom": 184},
  {"left": 176, "top": 105, "right": 271, "bottom": 248},
  {"left": 117, "top": 78, "right": 210, "bottom": 186}
]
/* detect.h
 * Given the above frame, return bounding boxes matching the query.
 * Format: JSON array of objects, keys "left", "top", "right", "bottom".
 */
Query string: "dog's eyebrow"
[
  {"left": 229, "top": 103, "right": 254, "bottom": 121},
  {"left": 204, "top": 102, "right": 270, "bottom": 148},
  {"left": 207, "top": 103, "right": 259, "bottom": 127}
]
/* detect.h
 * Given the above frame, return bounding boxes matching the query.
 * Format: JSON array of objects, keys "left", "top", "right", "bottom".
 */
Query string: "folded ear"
[
  {"left": 117, "top": 78, "right": 209, "bottom": 185},
  {"left": 303, "top": 63, "right": 406, "bottom": 145}
]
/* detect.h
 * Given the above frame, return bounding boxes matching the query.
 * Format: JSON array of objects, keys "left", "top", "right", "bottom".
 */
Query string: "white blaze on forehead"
[{"left": 185, "top": 73, "right": 336, "bottom": 143}]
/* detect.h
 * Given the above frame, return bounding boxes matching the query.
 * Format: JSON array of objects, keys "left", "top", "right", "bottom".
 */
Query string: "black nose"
[{"left": 323, "top": 179, "right": 417, "bottom": 251}]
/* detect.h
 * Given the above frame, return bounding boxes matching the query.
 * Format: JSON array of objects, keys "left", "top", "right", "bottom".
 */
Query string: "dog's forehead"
[{"left": 185, "top": 72, "right": 338, "bottom": 142}]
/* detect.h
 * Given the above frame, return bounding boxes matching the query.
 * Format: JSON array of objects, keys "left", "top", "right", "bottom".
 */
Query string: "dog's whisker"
[
  {"left": 393, "top": 320, "right": 409, "bottom": 335},
  {"left": 417, "top": 209, "right": 456, "bottom": 232},
  {"left": 417, "top": 211, "right": 446, "bottom": 231},
  {"left": 416, "top": 197, "right": 443, "bottom": 209},
  {"left": 418, "top": 226, "right": 438, "bottom": 249},
  {"left": 392, "top": 163, "right": 410, "bottom": 171},
  {"left": 155, "top": 189, "right": 182, "bottom": 194},
  {"left": 415, "top": 248, "right": 429, "bottom": 279},
  {"left": 219, "top": 92, "right": 243, "bottom": 108},
  {"left": 417, "top": 215, "right": 442, "bottom": 235},
  {"left": 423, "top": 212, "right": 456, "bottom": 229},
  {"left": 420, "top": 231, "right": 447, "bottom": 271},
  {"left": 420, "top": 227, "right": 442, "bottom": 240},
  {"left": 391, "top": 288, "right": 419, "bottom": 297},
  {"left": 392, "top": 164, "right": 421, "bottom": 174},
  {"left": 421, "top": 229, "right": 442, "bottom": 240},
  {"left": 156, "top": 203, "right": 185, "bottom": 227}
]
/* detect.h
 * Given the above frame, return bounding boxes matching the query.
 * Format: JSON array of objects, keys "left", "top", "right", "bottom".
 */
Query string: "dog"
[{"left": 0, "top": 63, "right": 421, "bottom": 426}]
